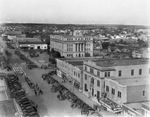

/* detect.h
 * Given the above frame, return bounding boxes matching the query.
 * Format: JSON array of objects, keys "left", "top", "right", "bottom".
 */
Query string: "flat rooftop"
[
  {"left": 142, "top": 102, "right": 150, "bottom": 110},
  {"left": 124, "top": 102, "right": 145, "bottom": 115},
  {"left": 17, "top": 37, "right": 41, "bottom": 41},
  {"left": 67, "top": 61, "right": 83, "bottom": 66},
  {"left": 92, "top": 58, "right": 149, "bottom": 67},
  {"left": 18, "top": 41, "right": 47, "bottom": 44},
  {"left": 58, "top": 56, "right": 104, "bottom": 61},
  {"left": 112, "top": 78, "right": 150, "bottom": 86}
]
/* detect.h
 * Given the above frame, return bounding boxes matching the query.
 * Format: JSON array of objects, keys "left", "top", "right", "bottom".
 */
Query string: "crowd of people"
[{"left": 25, "top": 76, "right": 43, "bottom": 96}]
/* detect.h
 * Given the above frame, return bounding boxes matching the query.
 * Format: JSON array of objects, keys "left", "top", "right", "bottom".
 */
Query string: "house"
[{"left": 132, "top": 48, "right": 150, "bottom": 59}]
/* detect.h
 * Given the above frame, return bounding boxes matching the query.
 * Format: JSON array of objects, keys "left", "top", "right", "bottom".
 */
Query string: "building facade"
[
  {"left": 56, "top": 58, "right": 83, "bottom": 90},
  {"left": 18, "top": 41, "right": 48, "bottom": 50},
  {"left": 82, "top": 59, "right": 149, "bottom": 113},
  {"left": 50, "top": 34, "right": 94, "bottom": 58},
  {"left": 105, "top": 78, "right": 150, "bottom": 104},
  {"left": 142, "top": 103, "right": 150, "bottom": 117},
  {"left": 0, "top": 78, "right": 8, "bottom": 101}
]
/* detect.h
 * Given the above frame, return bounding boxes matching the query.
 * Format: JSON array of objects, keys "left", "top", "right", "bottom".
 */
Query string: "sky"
[{"left": 0, "top": 0, "right": 150, "bottom": 25}]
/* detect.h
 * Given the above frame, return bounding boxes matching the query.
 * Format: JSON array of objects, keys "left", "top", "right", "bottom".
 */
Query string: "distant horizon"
[
  {"left": 0, "top": 22, "right": 149, "bottom": 26},
  {"left": 0, "top": 0, "right": 149, "bottom": 26}
]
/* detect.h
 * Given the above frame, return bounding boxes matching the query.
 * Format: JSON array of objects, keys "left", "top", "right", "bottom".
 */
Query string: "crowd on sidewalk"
[{"left": 25, "top": 76, "right": 43, "bottom": 96}]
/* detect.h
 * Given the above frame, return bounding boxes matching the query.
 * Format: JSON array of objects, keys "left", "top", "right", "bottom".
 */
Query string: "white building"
[
  {"left": 18, "top": 41, "right": 48, "bottom": 50},
  {"left": 82, "top": 59, "right": 149, "bottom": 113},
  {"left": 50, "top": 34, "right": 94, "bottom": 58},
  {"left": 0, "top": 78, "right": 8, "bottom": 101}
]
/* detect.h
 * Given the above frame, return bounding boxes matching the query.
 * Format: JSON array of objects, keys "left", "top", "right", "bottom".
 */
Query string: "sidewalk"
[
  {"left": 52, "top": 75, "right": 96, "bottom": 107},
  {"left": 52, "top": 75, "right": 117, "bottom": 116}
]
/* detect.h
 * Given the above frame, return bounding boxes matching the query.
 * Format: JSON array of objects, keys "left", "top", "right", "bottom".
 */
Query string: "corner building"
[
  {"left": 82, "top": 59, "right": 149, "bottom": 113},
  {"left": 50, "top": 34, "right": 93, "bottom": 58}
]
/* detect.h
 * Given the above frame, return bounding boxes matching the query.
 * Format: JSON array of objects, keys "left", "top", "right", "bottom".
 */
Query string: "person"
[
  {"left": 34, "top": 89, "right": 37, "bottom": 95},
  {"left": 39, "top": 90, "right": 43, "bottom": 95}
]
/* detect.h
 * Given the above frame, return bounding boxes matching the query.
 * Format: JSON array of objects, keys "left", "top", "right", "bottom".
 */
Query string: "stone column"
[
  {"left": 81, "top": 43, "right": 83, "bottom": 52},
  {"left": 73, "top": 44, "right": 76, "bottom": 52},
  {"left": 83, "top": 43, "right": 85, "bottom": 52}
]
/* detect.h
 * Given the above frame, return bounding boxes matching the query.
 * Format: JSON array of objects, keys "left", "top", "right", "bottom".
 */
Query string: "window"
[
  {"left": 139, "top": 69, "right": 142, "bottom": 75},
  {"left": 84, "top": 84, "right": 88, "bottom": 92},
  {"left": 91, "top": 78, "right": 94, "bottom": 84},
  {"left": 106, "top": 86, "right": 109, "bottom": 92},
  {"left": 108, "top": 72, "right": 110, "bottom": 77},
  {"left": 90, "top": 68, "right": 94, "bottom": 74},
  {"left": 118, "top": 91, "right": 121, "bottom": 98},
  {"left": 143, "top": 91, "right": 145, "bottom": 96},
  {"left": 104, "top": 72, "right": 107, "bottom": 77},
  {"left": 97, "top": 71, "right": 100, "bottom": 76},
  {"left": 104, "top": 72, "right": 110, "bottom": 77},
  {"left": 78, "top": 74, "right": 80, "bottom": 78},
  {"left": 118, "top": 70, "right": 122, "bottom": 77},
  {"left": 85, "top": 74, "right": 87, "bottom": 80},
  {"left": 112, "top": 88, "right": 115, "bottom": 95},
  {"left": 97, "top": 80, "right": 100, "bottom": 87},
  {"left": 131, "top": 69, "right": 134, "bottom": 76},
  {"left": 97, "top": 91, "right": 100, "bottom": 99},
  {"left": 92, "top": 88, "right": 94, "bottom": 96},
  {"left": 85, "top": 66, "right": 87, "bottom": 71}
]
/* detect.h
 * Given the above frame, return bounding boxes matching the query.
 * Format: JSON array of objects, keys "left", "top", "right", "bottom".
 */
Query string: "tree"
[
  {"left": 102, "top": 42, "right": 110, "bottom": 49},
  {"left": 54, "top": 51, "right": 61, "bottom": 58}
]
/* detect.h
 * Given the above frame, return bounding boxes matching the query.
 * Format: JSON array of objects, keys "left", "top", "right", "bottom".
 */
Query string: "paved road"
[
  {"left": 2, "top": 37, "right": 120, "bottom": 117},
  {"left": 20, "top": 65, "right": 85, "bottom": 117}
]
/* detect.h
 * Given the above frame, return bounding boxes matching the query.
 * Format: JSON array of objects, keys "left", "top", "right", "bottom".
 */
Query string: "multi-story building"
[
  {"left": 56, "top": 58, "right": 83, "bottom": 90},
  {"left": 82, "top": 58, "right": 149, "bottom": 113},
  {"left": 104, "top": 78, "right": 150, "bottom": 104},
  {"left": 50, "top": 33, "right": 94, "bottom": 58},
  {"left": 56, "top": 57, "right": 103, "bottom": 91}
]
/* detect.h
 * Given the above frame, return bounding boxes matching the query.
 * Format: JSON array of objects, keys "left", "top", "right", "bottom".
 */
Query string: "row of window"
[
  {"left": 84, "top": 83, "right": 101, "bottom": 99},
  {"left": 106, "top": 85, "right": 146, "bottom": 98},
  {"left": 67, "top": 48, "right": 73, "bottom": 52},
  {"left": 74, "top": 71, "right": 80, "bottom": 78},
  {"left": 86, "top": 43, "right": 91, "bottom": 46},
  {"left": 106, "top": 86, "right": 122, "bottom": 98},
  {"left": 67, "top": 54, "right": 73, "bottom": 57},
  {"left": 85, "top": 74, "right": 100, "bottom": 87},
  {"left": 87, "top": 66, "right": 110, "bottom": 77},
  {"left": 67, "top": 44, "right": 73, "bottom": 47},
  {"left": 118, "top": 69, "right": 142, "bottom": 77},
  {"left": 85, "top": 65, "right": 149, "bottom": 77},
  {"left": 76, "top": 54, "right": 84, "bottom": 57}
]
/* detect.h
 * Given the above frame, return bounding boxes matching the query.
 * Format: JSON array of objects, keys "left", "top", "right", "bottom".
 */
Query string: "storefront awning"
[{"left": 98, "top": 98, "right": 122, "bottom": 113}]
